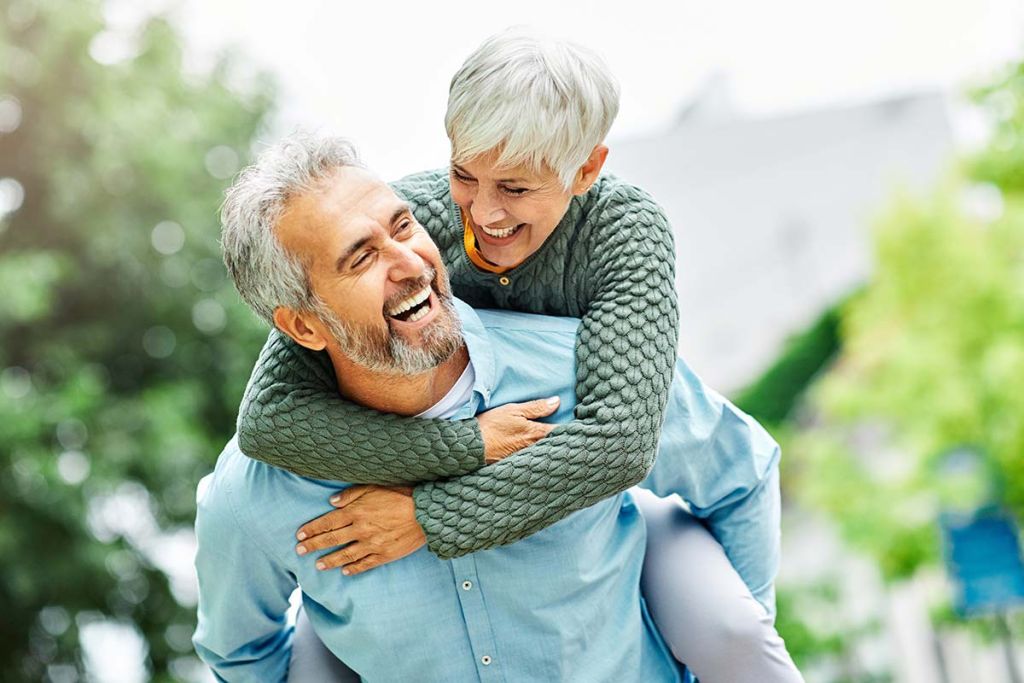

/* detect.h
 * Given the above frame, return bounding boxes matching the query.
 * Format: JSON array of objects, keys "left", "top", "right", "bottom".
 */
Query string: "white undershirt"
[{"left": 415, "top": 360, "right": 476, "bottom": 420}]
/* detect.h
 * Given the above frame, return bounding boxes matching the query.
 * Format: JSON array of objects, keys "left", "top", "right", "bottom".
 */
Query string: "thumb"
[{"left": 517, "top": 396, "right": 561, "bottom": 419}]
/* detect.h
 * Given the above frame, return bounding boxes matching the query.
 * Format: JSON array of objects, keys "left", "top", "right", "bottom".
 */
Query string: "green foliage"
[
  {"left": 734, "top": 304, "right": 843, "bottom": 426},
  {"left": 0, "top": 1, "right": 274, "bottom": 679},
  {"left": 786, "top": 186, "right": 1024, "bottom": 578},
  {"left": 969, "top": 61, "right": 1024, "bottom": 192},
  {"left": 777, "top": 58, "right": 1024, "bottom": 586}
]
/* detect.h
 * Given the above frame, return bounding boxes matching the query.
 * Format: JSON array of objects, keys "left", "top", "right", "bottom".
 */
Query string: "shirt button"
[
  {"left": 498, "top": 276, "right": 510, "bottom": 286},
  {"left": 461, "top": 580, "right": 473, "bottom": 591},
  {"left": 481, "top": 655, "right": 492, "bottom": 666}
]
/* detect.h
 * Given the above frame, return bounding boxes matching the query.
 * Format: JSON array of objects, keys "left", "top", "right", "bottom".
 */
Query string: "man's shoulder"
[
  {"left": 474, "top": 308, "right": 582, "bottom": 337},
  {"left": 197, "top": 437, "right": 294, "bottom": 528}
]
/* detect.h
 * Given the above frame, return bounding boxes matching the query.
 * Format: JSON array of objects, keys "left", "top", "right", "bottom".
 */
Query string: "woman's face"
[{"left": 449, "top": 149, "right": 578, "bottom": 268}]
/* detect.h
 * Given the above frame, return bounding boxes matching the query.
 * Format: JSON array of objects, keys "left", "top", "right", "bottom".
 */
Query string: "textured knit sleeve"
[
  {"left": 413, "top": 187, "right": 680, "bottom": 558},
  {"left": 234, "top": 171, "right": 488, "bottom": 485},
  {"left": 235, "top": 329, "right": 485, "bottom": 484}
]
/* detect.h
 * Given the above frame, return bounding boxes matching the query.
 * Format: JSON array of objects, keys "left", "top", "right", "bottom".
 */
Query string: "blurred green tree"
[
  {"left": 0, "top": 1, "right": 274, "bottom": 679},
  {"left": 781, "top": 58, "right": 1024, "bottom": 581}
]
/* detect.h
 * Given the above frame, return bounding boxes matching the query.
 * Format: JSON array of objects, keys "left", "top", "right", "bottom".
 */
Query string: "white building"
[{"left": 606, "top": 85, "right": 954, "bottom": 391}]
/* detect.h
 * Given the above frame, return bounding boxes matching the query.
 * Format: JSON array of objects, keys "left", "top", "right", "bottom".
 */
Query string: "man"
[{"left": 193, "top": 134, "right": 785, "bottom": 681}]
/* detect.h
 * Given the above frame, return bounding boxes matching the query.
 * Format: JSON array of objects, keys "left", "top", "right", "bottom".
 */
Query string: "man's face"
[{"left": 275, "top": 166, "right": 461, "bottom": 374}]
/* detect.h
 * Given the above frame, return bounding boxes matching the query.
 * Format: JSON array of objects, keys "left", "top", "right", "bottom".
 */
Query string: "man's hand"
[
  {"left": 477, "top": 396, "right": 560, "bottom": 463},
  {"left": 295, "top": 485, "right": 426, "bottom": 576}
]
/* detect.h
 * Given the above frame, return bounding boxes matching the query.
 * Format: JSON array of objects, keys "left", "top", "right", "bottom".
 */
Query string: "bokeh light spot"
[
  {"left": 151, "top": 220, "right": 185, "bottom": 255},
  {"left": 192, "top": 299, "right": 226, "bottom": 334},
  {"left": 204, "top": 145, "right": 239, "bottom": 179},
  {"left": 0, "top": 96, "right": 23, "bottom": 134},
  {"left": 142, "top": 326, "right": 176, "bottom": 359}
]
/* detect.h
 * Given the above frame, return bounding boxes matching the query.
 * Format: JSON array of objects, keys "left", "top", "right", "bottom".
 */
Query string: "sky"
[{"left": 161, "top": 0, "right": 1024, "bottom": 180}]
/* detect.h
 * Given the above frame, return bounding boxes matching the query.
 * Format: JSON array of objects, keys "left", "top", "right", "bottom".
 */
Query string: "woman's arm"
[
  {"left": 237, "top": 328, "right": 487, "bottom": 483},
  {"left": 414, "top": 186, "right": 679, "bottom": 558}
]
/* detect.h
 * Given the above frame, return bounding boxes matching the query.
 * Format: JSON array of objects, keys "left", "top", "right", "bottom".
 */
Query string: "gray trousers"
[{"left": 288, "top": 490, "right": 804, "bottom": 683}]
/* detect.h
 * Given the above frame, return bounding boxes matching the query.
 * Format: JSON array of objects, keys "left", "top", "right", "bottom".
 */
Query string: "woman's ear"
[
  {"left": 273, "top": 307, "right": 329, "bottom": 351},
  {"left": 571, "top": 144, "right": 609, "bottom": 196}
]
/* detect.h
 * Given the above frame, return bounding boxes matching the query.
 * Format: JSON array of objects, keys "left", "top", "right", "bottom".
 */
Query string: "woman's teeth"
[{"left": 480, "top": 223, "right": 522, "bottom": 238}]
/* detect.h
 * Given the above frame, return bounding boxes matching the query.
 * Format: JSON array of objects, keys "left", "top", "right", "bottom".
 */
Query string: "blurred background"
[{"left": 2, "top": 0, "right": 1023, "bottom": 681}]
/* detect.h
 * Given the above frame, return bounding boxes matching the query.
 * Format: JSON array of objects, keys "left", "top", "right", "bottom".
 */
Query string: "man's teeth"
[
  {"left": 481, "top": 224, "right": 521, "bottom": 238},
  {"left": 407, "top": 304, "right": 431, "bottom": 322},
  {"left": 387, "top": 286, "right": 431, "bottom": 317}
]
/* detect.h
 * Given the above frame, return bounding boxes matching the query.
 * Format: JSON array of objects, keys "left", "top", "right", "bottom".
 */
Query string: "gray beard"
[{"left": 314, "top": 293, "right": 464, "bottom": 376}]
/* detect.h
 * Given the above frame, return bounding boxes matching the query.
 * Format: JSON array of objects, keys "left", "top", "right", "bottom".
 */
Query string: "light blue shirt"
[{"left": 193, "top": 301, "right": 781, "bottom": 682}]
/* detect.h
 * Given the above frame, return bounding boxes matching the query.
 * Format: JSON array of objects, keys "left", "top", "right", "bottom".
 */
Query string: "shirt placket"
[{"left": 450, "top": 555, "right": 506, "bottom": 683}]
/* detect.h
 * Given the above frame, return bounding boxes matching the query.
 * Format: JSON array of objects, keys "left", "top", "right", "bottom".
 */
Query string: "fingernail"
[
  {"left": 341, "top": 569, "right": 350, "bottom": 576},
  {"left": 330, "top": 495, "right": 341, "bottom": 505},
  {"left": 296, "top": 545, "right": 307, "bottom": 555},
  {"left": 316, "top": 561, "right": 326, "bottom": 570},
  {"left": 547, "top": 396, "right": 560, "bottom": 405},
  {"left": 296, "top": 531, "right": 306, "bottom": 541}
]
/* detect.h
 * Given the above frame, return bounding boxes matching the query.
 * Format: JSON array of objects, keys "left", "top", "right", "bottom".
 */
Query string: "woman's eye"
[
  {"left": 502, "top": 186, "right": 528, "bottom": 196},
  {"left": 452, "top": 170, "right": 475, "bottom": 184}
]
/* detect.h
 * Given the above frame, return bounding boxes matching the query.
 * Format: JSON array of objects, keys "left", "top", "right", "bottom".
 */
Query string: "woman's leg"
[
  {"left": 632, "top": 488, "right": 804, "bottom": 683},
  {"left": 288, "top": 604, "right": 362, "bottom": 682}
]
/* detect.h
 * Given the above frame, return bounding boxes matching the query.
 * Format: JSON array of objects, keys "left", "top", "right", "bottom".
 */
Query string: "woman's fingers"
[
  {"left": 296, "top": 508, "right": 352, "bottom": 543},
  {"left": 315, "top": 543, "right": 371, "bottom": 571},
  {"left": 296, "top": 523, "right": 359, "bottom": 555}
]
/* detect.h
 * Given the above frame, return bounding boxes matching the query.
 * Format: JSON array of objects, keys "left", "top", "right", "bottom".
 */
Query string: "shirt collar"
[{"left": 453, "top": 297, "right": 495, "bottom": 403}]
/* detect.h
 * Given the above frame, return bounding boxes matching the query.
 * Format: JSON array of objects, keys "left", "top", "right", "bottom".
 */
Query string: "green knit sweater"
[{"left": 236, "top": 169, "right": 679, "bottom": 559}]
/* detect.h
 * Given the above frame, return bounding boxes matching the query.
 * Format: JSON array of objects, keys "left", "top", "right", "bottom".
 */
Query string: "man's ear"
[
  {"left": 570, "top": 144, "right": 609, "bottom": 196},
  {"left": 272, "top": 307, "right": 329, "bottom": 351}
]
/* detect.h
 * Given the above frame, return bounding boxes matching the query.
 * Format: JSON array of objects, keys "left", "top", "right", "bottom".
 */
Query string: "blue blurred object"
[{"left": 940, "top": 507, "right": 1024, "bottom": 617}]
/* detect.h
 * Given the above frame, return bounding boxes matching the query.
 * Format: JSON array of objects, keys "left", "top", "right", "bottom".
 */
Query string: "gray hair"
[
  {"left": 445, "top": 27, "right": 620, "bottom": 188},
  {"left": 220, "top": 133, "right": 362, "bottom": 326}
]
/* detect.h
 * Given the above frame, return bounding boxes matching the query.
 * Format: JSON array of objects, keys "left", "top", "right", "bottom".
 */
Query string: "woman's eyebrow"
[{"left": 452, "top": 164, "right": 529, "bottom": 184}]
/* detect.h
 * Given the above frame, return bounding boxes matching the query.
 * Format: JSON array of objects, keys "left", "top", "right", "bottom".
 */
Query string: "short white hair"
[
  {"left": 445, "top": 27, "right": 620, "bottom": 188},
  {"left": 220, "top": 133, "right": 362, "bottom": 326}
]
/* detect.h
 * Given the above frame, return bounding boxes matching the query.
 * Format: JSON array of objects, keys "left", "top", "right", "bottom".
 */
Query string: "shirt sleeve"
[
  {"left": 235, "top": 329, "right": 485, "bottom": 484},
  {"left": 638, "top": 357, "right": 783, "bottom": 617},
  {"left": 413, "top": 186, "right": 680, "bottom": 558},
  {"left": 192, "top": 471, "right": 298, "bottom": 682}
]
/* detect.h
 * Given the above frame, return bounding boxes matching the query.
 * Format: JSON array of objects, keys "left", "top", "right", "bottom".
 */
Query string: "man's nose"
[
  {"left": 388, "top": 240, "right": 426, "bottom": 282},
  {"left": 470, "top": 186, "right": 507, "bottom": 227}
]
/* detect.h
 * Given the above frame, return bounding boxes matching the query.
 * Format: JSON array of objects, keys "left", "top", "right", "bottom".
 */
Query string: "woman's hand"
[
  {"left": 295, "top": 485, "right": 426, "bottom": 576},
  {"left": 477, "top": 396, "right": 560, "bottom": 463}
]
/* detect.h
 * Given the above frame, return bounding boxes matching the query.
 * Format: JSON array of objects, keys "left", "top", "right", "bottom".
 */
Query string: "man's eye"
[
  {"left": 352, "top": 252, "right": 373, "bottom": 268},
  {"left": 396, "top": 219, "right": 412, "bottom": 232}
]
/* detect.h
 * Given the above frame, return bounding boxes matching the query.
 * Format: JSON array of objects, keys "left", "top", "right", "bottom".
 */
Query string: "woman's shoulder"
[
  {"left": 578, "top": 173, "right": 670, "bottom": 238},
  {"left": 389, "top": 168, "right": 450, "bottom": 204}
]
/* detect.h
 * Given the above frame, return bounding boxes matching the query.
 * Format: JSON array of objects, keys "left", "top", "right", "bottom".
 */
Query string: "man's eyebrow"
[
  {"left": 333, "top": 205, "right": 412, "bottom": 272},
  {"left": 390, "top": 202, "right": 413, "bottom": 225},
  {"left": 335, "top": 233, "right": 373, "bottom": 272}
]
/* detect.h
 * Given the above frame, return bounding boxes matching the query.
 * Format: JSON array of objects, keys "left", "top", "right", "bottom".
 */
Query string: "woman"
[{"left": 236, "top": 28, "right": 801, "bottom": 682}]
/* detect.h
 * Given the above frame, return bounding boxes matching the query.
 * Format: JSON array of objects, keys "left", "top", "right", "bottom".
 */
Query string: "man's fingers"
[
  {"left": 296, "top": 508, "right": 351, "bottom": 542},
  {"left": 315, "top": 543, "right": 370, "bottom": 571},
  {"left": 515, "top": 396, "right": 560, "bottom": 419},
  {"left": 296, "top": 525, "right": 359, "bottom": 555}
]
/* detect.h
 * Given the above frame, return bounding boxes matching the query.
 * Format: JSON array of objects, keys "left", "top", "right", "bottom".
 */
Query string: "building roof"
[{"left": 605, "top": 91, "right": 954, "bottom": 391}]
